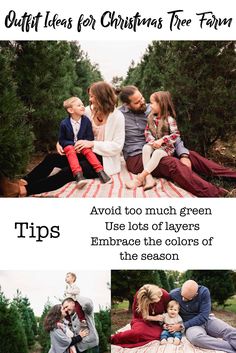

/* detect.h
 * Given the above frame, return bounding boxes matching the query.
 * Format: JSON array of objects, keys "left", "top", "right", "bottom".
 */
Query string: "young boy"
[
  {"left": 59, "top": 97, "right": 111, "bottom": 188},
  {"left": 64, "top": 272, "right": 80, "bottom": 301},
  {"left": 64, "top": 272, "right": 88, "bottom": 330},
  {"left": 160, "top": 300, "right": 183, "bottom": 345}
]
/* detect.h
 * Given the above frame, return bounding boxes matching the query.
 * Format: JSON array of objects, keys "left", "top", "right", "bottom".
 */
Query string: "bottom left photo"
[{"left": 0, "top": 270, "right": 111, "bottom": 353}]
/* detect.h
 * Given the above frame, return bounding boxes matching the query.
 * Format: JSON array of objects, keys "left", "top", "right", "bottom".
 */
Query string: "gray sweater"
[
  {"left": 49, "top": 327, "right": 71, "bottom": 353},
  {"left": 70, "top": 296, "right": 99, "bottom": 352}
]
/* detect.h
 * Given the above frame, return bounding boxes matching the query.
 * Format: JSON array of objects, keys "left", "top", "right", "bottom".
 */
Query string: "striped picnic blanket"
[
  {"left": 111, "top": 337, "right": 225, "bottom": 353},
  {"left": 34, "top": 159, "right": 195, "bottom": 198},
  {"left": 111, "top": 325, "right": 225, "bottom": 353}
]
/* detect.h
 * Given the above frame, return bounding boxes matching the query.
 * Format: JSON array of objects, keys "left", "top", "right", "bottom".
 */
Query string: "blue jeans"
[
  {"left": 161, "top": 329, "right": 182, "bottom": 340},
  {"left": 186, "top": 316, "right": 236, "bottom": 353}
]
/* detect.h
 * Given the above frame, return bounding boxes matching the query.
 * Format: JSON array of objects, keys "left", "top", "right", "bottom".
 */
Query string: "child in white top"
[
  {"left": 160, "top": 300, "right": 183, "bottom": 345},
  {"left": 64, "top": 272, "right": 80, "bottom": 301}
]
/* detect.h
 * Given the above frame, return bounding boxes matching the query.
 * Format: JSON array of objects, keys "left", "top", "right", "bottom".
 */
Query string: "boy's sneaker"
[
  {"left": 75, "top": 172, "right": 88, "bottom": 189},
  {"left": 97, "top": 170, "right": 111, "bottom": 184}
]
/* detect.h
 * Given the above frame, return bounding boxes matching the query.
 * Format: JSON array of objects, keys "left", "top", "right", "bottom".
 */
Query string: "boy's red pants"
[{"left": 64, "top": 145, "right": 103, "bottom": 176}]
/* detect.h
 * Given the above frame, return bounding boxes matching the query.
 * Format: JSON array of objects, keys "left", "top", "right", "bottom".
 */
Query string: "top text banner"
[{"left": 0, "top": 0, "right": 235, "bottom": 40}]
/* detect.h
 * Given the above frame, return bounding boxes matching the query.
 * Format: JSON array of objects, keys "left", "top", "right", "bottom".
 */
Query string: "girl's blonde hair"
[
  {"left": 63, "top": 97, "right": 81, "bottom": 111},
  {"left": 136, "top": 284, "right": 163, "bottom": 319},
  {"left": 66, "top": 272, "right": 77, "bottom": 282},
  {"left": 148, "top": 91, "right": 176, "bottom": 139}
]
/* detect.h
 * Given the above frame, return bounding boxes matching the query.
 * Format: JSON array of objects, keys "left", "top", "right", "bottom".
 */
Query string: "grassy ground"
[{"left": 111, "top": 297, "right": 236, "bottom": 334}]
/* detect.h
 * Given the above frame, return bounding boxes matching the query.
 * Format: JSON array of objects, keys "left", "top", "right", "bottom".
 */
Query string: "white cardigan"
[{"left": 85, "top": 107, "right": 125, "bottom": 175}]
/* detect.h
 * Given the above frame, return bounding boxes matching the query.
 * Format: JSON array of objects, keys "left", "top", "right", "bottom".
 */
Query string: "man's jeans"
[{"left": 186, "top": 316, "right": 236, "bottom": 353}]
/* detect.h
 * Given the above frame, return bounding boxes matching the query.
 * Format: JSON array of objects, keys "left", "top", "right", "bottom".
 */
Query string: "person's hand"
[
  {"left": 56, "top": 142, "right": 65, "bottom": 155},
  {"left": 163, "top": 323, "right": 169, "bottom": 330},
  {"left": 180, "top": 156, "right": 192, "bottom": 169},
  {"left": 57, "top": 322, "right": 64, "bottom": 329},
  {"left": 146, "top": 314, "right": 164, "bottom": 321},
  {"left": 152, "top": 138, "right": 164, "bottom": 149},
  {"left": 155, "top": 314, "right": 164, "bottom": 321},
  {"left": 167, "top": 324, "right": 182, "bottom": 333},
  {"left": 74, "top": 140, "right": 94, "bottom": 152},
  {"left": 79, "top": 329, "right": 89, "bottom": 338}
]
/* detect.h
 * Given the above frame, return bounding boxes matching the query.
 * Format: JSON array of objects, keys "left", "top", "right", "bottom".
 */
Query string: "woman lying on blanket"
[
  {"left": 1, "top": 81, "right": 125, "bottom": 197},
  {"left": 111, "top": 284, "right": 170, "bottom": 348}
]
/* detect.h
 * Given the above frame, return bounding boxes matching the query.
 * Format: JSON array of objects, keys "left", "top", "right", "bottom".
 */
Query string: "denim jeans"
[{"left": 161, "top": 329, "right": 182, "bottom": 340}]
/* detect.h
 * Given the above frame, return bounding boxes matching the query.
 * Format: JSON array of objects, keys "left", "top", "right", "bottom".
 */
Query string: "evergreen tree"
[
  {"left": 0, "top": 42, "right": 33, "bottom": 178},
  {"left": 123, "top": 41, "right": 236, "bottom": 155},
  {"left": 14, "top": 41, "right": 79, "bottom": 151},
  {"left": 38, "top": 302, "right": 51, "bottom": 353},
  {"left": 96, "top": 308, "right": 110, "bottom": 343},
  {"left": 0, "top": 290, "right": 28, "bottom": 353},
  {"left": 168, "top": 274, "right": 175, "bottom": 290},
  {"left": 94, "top": 313, "right": 108, "bottom": 353},
  {"left": 158, "top": 271, "right": 170, "bottom": 292},
  {"left": 155, "top": 271, "right": 161, "bottom": 288},
  {"left": 70, "top": 42, "right": 103, "bottom": 105},
  {"left": 186, "top": 270, "right": 235, "bottom": 306},
  {"left": 12, "top": 291, "right": 37, "bottom": 348}
]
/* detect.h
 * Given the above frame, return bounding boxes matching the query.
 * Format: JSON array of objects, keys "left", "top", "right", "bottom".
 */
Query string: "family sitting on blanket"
[
  {"left": 111, "top": 280, "right": 236, "bottom": 353},
  {"left": 1, "top": 83, "right": 236, "bottom": 197}
]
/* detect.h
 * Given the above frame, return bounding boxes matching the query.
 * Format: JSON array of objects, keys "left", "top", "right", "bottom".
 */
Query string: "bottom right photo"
[{"left": 111, "top": 270, "right": 236, "bottom": 353}]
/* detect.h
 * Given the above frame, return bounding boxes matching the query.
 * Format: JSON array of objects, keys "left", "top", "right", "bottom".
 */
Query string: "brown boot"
[
  {"left": 143, "top": 174, "right": 157, "bottom": 191},
  {"left": 1, "top": 177, "right": 21, "bottom": 197}
]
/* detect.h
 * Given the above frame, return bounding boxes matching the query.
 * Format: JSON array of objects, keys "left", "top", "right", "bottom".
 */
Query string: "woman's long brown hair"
[
  {"left": 89, "top": 81, "right": 117, "bottom": 115},
  {"left": 44, "top": 304, "right": 62, "bottom": 332}
]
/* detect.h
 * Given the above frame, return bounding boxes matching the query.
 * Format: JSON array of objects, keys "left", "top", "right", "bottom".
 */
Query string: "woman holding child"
[
  {"left": 111, "top": 284, "right": 170, "bottom": 348},
  {"left": 1, "top": 81, "right": 125, "bottom": 197}
]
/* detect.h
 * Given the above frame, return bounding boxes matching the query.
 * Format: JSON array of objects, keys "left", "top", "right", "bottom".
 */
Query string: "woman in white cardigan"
[
  {"left": 2, "top": 81, "right": 125, "bottom": 196},
  {"left": 74, "top": 81, "right": 125, "bottom": 175}
]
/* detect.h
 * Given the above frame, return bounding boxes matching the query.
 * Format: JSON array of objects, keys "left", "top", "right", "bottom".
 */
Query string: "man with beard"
[
  {"left": 62, "top": 297, "right": 99, "bottom": 353},
  {"left": 119, "top": 85, "right": 236, "bottom": 197}
]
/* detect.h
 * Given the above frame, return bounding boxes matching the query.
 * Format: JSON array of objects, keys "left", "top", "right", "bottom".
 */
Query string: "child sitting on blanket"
[
  {"left": 59, "top": 96, "right": 111, "bottom": 189},
  {"left": 160, "top": 300, "right": 184, "bottom": 345},
  {"left": 126, "top": 91, "right": 180, "bottom": 191}
]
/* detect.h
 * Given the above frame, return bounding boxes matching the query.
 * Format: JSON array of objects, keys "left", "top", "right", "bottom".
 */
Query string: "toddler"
[
  {"left": 64, "top": 272, "right": 88, "bottom": 330},
  {"left": 160, "top": 300, "right": 183, "bottom": 345}
]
